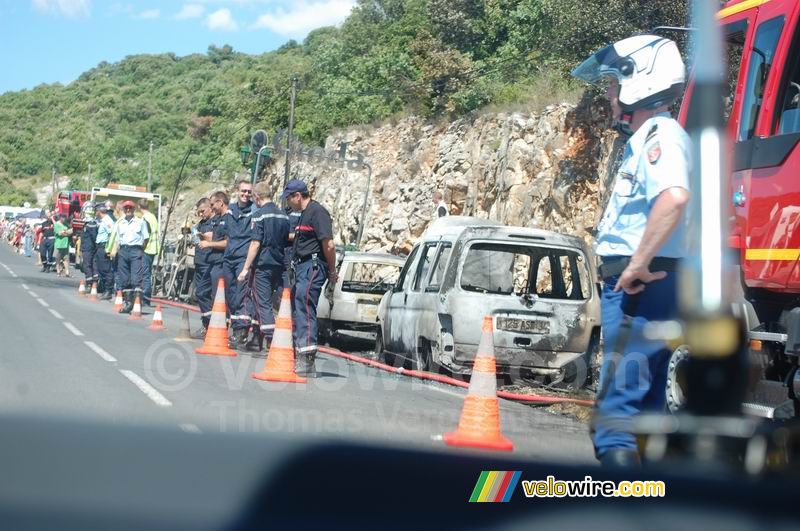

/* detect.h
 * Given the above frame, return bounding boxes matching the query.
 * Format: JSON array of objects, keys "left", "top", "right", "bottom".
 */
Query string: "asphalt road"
[{"left": 0, "top": 243, "right": 595, "bottom": 464}]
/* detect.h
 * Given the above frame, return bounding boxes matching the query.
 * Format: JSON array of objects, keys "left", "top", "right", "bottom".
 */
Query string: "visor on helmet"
[{"left": 571, "top": 44, "right": 631, "bottom": 85}]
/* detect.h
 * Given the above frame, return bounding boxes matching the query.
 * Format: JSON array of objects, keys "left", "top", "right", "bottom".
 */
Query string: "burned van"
[
  {"left": 376, "top": 217, "right": 601, "bottom": 387},
  {"left": 318, "top": 252, "right": 405, "bottom": 343}
]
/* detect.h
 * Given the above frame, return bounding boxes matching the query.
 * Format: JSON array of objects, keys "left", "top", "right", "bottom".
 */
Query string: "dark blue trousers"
[
  {"left": 195, "top": 262, "right": 213, "bottom": 326},
  {"left": 117, "top": 245, "right": 144, "bottom": 293},
  {"left": 593, "top": 272, "right": 677, "bottom": 458},
  {"left": 252, "top": 265, "right": 283, "bottom": 338},
  {"left": 143, "top": 252, "right": 155, "bottom": 301},
  {"left": 96, "top": 246, "right": 113, "bottom": 294},
  {"left": 291, "top": 260, "right": 327, "bottom": 355},
  {"left": 82, "top": 246, "right": 97, "bottom": 281},
  {"left": 223, "top": 259, "right": 250, "bottom": 331}
]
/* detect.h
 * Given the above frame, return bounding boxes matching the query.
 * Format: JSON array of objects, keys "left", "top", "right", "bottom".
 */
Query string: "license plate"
[
  {"left": 359, "top": 305, "right": 378, "bottom": 322},
  {"left": 496, "top": 317, "right": 550, "bottom": 335}
]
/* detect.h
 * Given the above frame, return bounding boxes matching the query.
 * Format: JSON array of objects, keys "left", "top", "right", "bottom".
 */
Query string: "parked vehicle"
[
  {"left": 376, "top": 217, "right": 601, "bottom": 388},
  {"left": 318, "top": 252, "right": 405, "bottom": 343}
]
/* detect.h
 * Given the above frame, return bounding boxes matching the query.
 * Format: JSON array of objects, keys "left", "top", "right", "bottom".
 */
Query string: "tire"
[
  {"left": 666, "top": 345, "right": 690, "bottom": 414},
  {"left": 410, "top": 339, "right": 431, "bottom": 372},
  {"left": 376, "top": 328, "right": 396, "bottom": 366}
]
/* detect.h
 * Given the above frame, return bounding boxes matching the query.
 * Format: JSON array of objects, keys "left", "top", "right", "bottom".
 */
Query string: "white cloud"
[
  {"left": 251, "top": 0, "right": 354, "bottom": 37},
  {"left": 175, "top": 4, "right": 205, "bottom": 19},
  {"left": 137, "top": 9, "right": 160, "bottom": 19},
  {"left": 32, "top": 0, "right": 91, "bottom": 18},
  {"left": 206, "top": 8, "right": 238, "bottom": 31}
]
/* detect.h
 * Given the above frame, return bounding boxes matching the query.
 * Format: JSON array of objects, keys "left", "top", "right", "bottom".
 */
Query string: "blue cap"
[{"left": 281, "top": 179, "right": 309, "bottom": 199}]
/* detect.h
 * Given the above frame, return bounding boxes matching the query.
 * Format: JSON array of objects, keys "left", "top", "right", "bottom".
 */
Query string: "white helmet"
[{"left": 572, "top": 34, "right": 685, "bottom": 113}]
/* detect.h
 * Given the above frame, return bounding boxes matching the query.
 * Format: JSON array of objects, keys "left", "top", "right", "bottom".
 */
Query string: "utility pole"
[
  {"left": 51, "top": 167, "right": 57, "bottom": 204},
  {"left": 284, "top": 75, "right": 299, "bottom": 188},
  {"left": 88, "top": 163, "right": 92, "bottom": 187},
  {"left": 147, "top": 141, "right": 154, "bottom": 192}
]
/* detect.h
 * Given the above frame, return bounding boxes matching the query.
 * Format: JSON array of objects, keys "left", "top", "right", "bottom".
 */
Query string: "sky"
[{"left": 0, "top": 0, "right": 357, "bottom": 94}]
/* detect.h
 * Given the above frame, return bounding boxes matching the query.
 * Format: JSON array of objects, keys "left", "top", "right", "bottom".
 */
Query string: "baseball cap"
[
  {"left": 281, "top": 179, "right": 309, "bottom": 199},
  {"left": 121, "top": 200, "right": 136, "bottom": 209}
]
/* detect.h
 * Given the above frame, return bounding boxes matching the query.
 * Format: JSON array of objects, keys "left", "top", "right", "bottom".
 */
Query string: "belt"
[
  {"left": 293, "top": 253, "right": 319, "bottom": 265},
  {"left": 120, "top": 244, "right": 143, "bottom": 249},
  {"left": 598, "top": 256, "right": 681, "bottom": 280}
]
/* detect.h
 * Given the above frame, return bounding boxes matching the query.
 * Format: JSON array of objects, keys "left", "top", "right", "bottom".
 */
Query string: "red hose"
[
  {"left": 149, "top": 297, "right": 201, "bottom": 313},
  {"left": 318, "top": 346, "right": 595, "bottom": 407}
]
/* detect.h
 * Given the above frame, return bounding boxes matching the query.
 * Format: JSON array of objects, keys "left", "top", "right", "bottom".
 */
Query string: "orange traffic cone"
[
  {"left": 88, "top": 281, "right": 99, "bottom": 302},
  {"left": 113, "top": 290, "right": 124, "bottom": 312},
  {"left": 128, "top": 293, "right": 143, "bottom": 321},
  {"left": 77, "top": 279, "right": 86, "bottom": 296},
  {"left": 196, "top": 278, "right": 236, "bottom": 356},
  {"left": 148, "top": 304, "right": 166, "bottom": 330},
  {"left": 444, "top": 316, "right": 513, "bottom": 451},
  {"left": 252, "top": 288, "right": 306, "bottom": 383}
]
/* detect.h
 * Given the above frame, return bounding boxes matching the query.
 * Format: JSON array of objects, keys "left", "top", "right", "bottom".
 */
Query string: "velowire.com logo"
[{"left": 469, "top": 471, "right": 522, "bottom": 502}]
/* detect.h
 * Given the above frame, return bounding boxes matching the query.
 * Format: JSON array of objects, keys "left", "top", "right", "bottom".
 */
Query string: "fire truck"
[
  {"left": 670, "top": 0, "right": 800, "bottom": 419},
  {"left": 54, "top": 191, "right": 91, "bottom": 265}
]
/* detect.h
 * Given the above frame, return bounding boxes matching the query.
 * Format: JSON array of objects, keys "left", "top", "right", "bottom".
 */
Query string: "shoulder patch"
[{"left": 647, "top": 141, "right": 662, "bottom": 164}]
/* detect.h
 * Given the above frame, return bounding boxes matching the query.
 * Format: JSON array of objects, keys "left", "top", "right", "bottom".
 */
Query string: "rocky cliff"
[{"left": 168, "top": 95, "right": 620, "bottom": 252}]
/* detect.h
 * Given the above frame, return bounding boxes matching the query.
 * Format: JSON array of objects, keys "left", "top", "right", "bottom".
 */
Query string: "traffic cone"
[
  {"left": 195, "top": 278, "right": 236, "bottom": 356},
  {"left": 128, "top": 293, "right": 143, "bottom": 321},
  {"left": 174, "top": 309, "right": 192, "bottom": 342},
  {"left": 88, "top": 281, "right": 99, "bottom": 302},
  {"left": 148, "top": 304, "right": 165, "bottom": 330},
  {"left": 252, "top": 288, "right": 306, "bottom": 383},
  {"left": 444, "top": 316, "right": 513, "bottom": 451},
  {"left": 77, "top": 280, "right": 86, "bottom": 296},
  {"left": 113, "top": 290, "right": 124, "bottom": 312}
]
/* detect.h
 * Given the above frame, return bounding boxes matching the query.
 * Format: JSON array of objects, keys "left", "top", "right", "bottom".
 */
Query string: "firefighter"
[
  {"left": 571, "top": 35, "right": 690, "bottom": 467},
  {"left": 138, "top": 199, "right": 159, "bottom": 306},
  {"left": 192, "top": 191, "right": 229, "bottom": 338},
  {"left": 238, "top": 183, "right": 289, "bottom": 351},
  {"left": 222, "top": 181, "right": 256, "bottom": 346},
  {"left": 110, "top": 200, "right": 149, "bottom": 313},
  {"left": 283, "top": 179, "right": 338, "bottom": 376},
  {"left": 39, "top": 210, "right": 56, "bottom": 273},
  {"left": 95, "top": 204, "right": 115, "bottom": 299},
  {"left": 192, "top": 198, "right": 215, "bottom": 338},
  {"left": 80, "top": 202, "right": 99, "bottom": 290}
]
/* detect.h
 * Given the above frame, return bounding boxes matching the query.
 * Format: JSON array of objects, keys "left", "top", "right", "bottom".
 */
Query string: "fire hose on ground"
[{"left": 150, "top": 297, "right": 595, "bottom": 408}]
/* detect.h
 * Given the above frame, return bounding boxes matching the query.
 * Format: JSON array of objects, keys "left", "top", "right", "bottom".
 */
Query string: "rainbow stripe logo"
[{"left": 470, "top": 471, "right": 522, "bottom": 502}]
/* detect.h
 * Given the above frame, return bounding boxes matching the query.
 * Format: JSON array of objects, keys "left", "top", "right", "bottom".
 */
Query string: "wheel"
[
  {"left": 409, "top": 339, "right": 431, "bottom": 372},
  {"left": 666, "top": 345, "right": 690, "bottom": 413},
  {"left": 375, "top": 328, "right": 396, "bottom": 366}
]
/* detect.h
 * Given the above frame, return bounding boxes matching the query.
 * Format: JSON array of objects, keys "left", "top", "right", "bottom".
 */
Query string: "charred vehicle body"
[
  {"left": 376, "top": 217, "right": 601, "bottom": 387},
  {"left": 318, "top": 252, "right": 404, "bottom": 343}
]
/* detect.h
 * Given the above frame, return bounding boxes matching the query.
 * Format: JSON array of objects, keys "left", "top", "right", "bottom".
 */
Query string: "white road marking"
[
  {"left": 84, "top": 341, "right": 117, "bottom": 362},
  {"left": 48, "top": 309, "right": 64, "bottom": 320},
  {"left": 180, "top": 424, "right": 202, "bottom": 434},
  {"left": 21, "top": 284, "right": 29, "bottom": 290},
  {"left": 119, "top": 370, "right": 172, "bottom": 407},
  {"left": 35, "top": 298, "right": 50, "bottom": 308},
  {"left": 63, "top": 322, "right": 84, "bottom": 337},
  {"left": 423, "top": 384, "right": 466, "bottom": 399},
  {"left": 10, "top": 272, "right": 17, "bottom": 278},
  {"left": 28, "top": 291, "right": 39, "bottom": 298}
]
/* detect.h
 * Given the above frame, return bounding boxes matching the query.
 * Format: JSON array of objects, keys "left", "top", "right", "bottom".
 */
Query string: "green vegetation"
[{"left": 0, "top": 0, "right": 687, "bottom": 204}]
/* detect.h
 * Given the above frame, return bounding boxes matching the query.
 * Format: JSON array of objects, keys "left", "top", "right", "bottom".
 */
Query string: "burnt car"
[
  {"left": 376, "top": 217, "right": 601, "bottom": 387},
  {"left": 318, "top": 252, "right": 405, "bottom": 343}
]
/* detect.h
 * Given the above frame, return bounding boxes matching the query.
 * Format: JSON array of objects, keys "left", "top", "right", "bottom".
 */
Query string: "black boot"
[
  {"left": 119, "top": 291, "right": 134, "bottom": 314},
  {"left": 101, "top": 290, "right": 113, "bottom": 301},
  {"left": 599, "top": 449, "right": 641, "bottom": 469},
  {"left": 245, "top": 329, "right": 264, "bottom": 352},
  {"left": 230, "top": 328, "right": 248, "bottom": 348},
  {"left": 295, "top": 352, "right": 316, "bottom": 377}
]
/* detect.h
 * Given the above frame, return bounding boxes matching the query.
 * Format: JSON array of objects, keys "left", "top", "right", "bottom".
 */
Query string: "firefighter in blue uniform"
[
  {"left": 282, "top": 179, "right": 338, "bottom": 376},
  {"left": 572, "top": 35, "right": 690, "bottom": 467},
  {"left": 192, "top": 192, "right": 229, "bottom": 338},
  {"left": 110, "top": 200, "right": 149, "bottom": 313},
  {"left": 80, "top": 202, "right": 99, "bottom": 291},
  {"left": 238, "top": 184, "right": 290, "bottom": 351},
  {"left": 193, "top": 198, "right": 215, "bottom": 337},
  {"left": 222, "top": 181, "right": 256, "bottom": 346}
]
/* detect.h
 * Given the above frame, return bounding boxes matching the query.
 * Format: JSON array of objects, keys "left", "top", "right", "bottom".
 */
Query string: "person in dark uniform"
[
  {"left": 192, "top": 198, "right": 215, "bottom": 338},
  {"left": 39, "top": 210, "right": 56, "bottom": 273},
  {"left": 95, "top": 205, "right": 115, "bottom": 299},
  {"left": 110, "top": 200, "right": 149, "bottom": 313},
  {"left": 80, "top": 202, "right": 99, "bottom": 290},
  {"left": 192, "top": 192, "right": 229, "bottom": 338},
  {"left": 238, "top": 184, "right": 289, "bottom": 352},
  {"left": 282, "top": 179, "right": 339, "bottom": 376},
  {"left": 222, "top": 181, "right": 255, "bottom": 346}
]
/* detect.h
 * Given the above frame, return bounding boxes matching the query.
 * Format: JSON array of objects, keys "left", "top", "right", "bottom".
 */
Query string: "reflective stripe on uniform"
[
  {"left": 297, "top": 345, "right": 317, "bottom": 353},
  {"left": 251, "top": 213, "right": 289, "bottom": 223},
  {"left": 229, "top": 314, "right": 252, "bottom": 321},
  {"left": 260, "top": 324, "right": 276, "bottom": 331}
]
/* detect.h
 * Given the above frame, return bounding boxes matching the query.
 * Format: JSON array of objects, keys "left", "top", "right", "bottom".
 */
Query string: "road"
[{"left": 0, "top": 243, "right": 595, "bottom": 463}]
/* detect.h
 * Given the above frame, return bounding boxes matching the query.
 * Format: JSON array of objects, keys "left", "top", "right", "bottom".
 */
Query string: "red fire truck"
[
  {"left": 673, "top": 0, "right": 800, "bottom": 419},
  {"left": 54, "top": 190, "right": 91, "bottom": 265}
]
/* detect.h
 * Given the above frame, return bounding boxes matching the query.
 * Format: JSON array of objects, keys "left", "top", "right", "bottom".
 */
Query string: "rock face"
[{"left": 168, "top": 96, "right": 619, "bottom": 253}]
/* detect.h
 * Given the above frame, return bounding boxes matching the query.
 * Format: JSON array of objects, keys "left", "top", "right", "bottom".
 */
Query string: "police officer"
[
  {"left": 110, "top": 200, "right": 150, "bottom": 313},
  {"left": 95, "top": 204, "right": 115, "bottom": 299},
  {"left": 572, "top": 35, "right": 690, "bottom": 467},
  {"left": 282, "top": 179, "right": 338, "bottom": 375},
  {"left": 39, "top": 210, "right": 56, "bottom": 273},
  {"left": 238, "top": 184, "right": 289, "bottom": 351},
  {"left": 222, "top": 181, "right": 256, "bottom": 346},
  {"left": 80, "top": 202, "right": 99, "bottom": 290}
]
